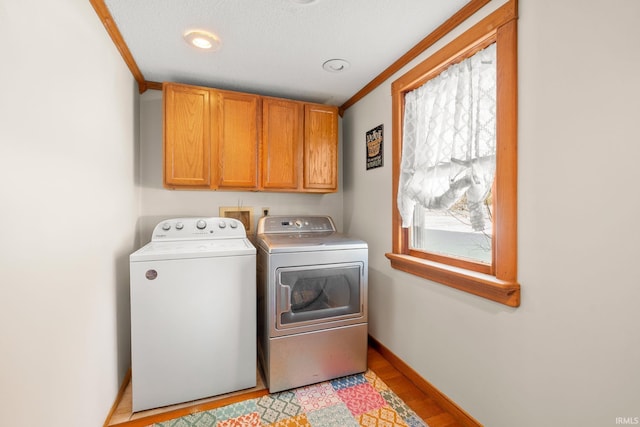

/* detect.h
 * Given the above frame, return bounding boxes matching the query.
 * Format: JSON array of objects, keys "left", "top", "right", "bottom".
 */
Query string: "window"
[
  {"left": 401, "top": 43, "right": 496, "bottom": 267},
  {"left": 386, "top": 0, "right": 520, "bottom": 307}
]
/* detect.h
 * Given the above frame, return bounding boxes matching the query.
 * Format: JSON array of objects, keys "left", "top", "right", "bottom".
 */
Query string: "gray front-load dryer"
[{"left": 255, "top": 215, "right": 368, "bottom": 392}]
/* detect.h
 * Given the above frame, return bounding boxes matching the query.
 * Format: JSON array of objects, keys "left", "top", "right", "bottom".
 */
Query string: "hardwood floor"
[
  {"left": 105, "top": 344, "right": 466, "bottom": 427},
  {"left": 367, "top": 346, "right": 464, "bottom": 427}
]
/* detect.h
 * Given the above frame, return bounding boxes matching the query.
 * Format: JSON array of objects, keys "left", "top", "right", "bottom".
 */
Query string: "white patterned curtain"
[{"left": 397, "top": 43, "right": 497, "bottom": 231}]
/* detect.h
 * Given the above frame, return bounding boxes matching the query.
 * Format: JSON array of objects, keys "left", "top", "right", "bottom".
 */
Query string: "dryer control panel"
[
  {"left": 152, "top": 217, "right": 246, "bottom": 241},
  {"left": 257, "top": 216, "right": 336, "bottom": 234}
]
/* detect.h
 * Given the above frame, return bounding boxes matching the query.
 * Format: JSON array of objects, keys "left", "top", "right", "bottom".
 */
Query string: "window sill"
[{"left": 385, "top": 253, "right": 520, "bottom": 307}]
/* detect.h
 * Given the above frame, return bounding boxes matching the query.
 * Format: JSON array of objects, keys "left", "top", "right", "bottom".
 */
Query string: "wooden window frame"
[{"left": 386, "top": 0, "right": 520, "bottom": 307}]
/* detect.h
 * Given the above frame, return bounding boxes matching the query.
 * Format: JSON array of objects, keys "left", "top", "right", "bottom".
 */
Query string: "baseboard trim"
[
  {"left": 103, "top": 369, "right": 132, "bottom": 427},
  {"left": 368, "top": 335, "right": 482, "bottom": 427},
  {"left": 105, "top": 340, "right": 481, "bottom": 427},
  {"left": 103, "top": 369, "right": 269, "bottom": 427}
]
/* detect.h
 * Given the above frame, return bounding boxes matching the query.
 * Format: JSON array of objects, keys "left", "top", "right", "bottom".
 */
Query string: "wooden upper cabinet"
[
  {"left": 262, "top": 100, "right": 339, "bottom": 193},
  {"left": 163, "top": 82, "right": 338, "bottom": 193},
  {"left": 163, "top": 83, "right": 211, "bottom": 188},
  {"left": 261, "top": 98, "right": 303, "bottom": 190},
  {"left": 212, "top": 90, "right": 260, "bottom": 189},
  {"left": 304, "top": 104, "right": 338, "bottom": 191}
]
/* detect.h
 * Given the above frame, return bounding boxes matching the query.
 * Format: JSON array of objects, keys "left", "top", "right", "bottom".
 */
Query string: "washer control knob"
[
  {"left": 230, "top": 221, "right": 238, "bottom": 229},
  {"left": 162, "top": 222, "right": 171, "bottom": 231},
  {"left": 175, "top": 222, "right": 184, "bottom": 230},
  {"left": 196, "top": 219, "right": 207, "bottom": 230},
  {"left": 294, "top": 219, "right": 303, "bottom": 228},
  {"left": 218, "top": 221, "right": 227, "bottom": 229}
]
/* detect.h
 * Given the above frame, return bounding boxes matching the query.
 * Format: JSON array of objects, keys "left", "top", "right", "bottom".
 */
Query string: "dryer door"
[{"left": 276, "top": 262, "right": 364, "bottom": 331}]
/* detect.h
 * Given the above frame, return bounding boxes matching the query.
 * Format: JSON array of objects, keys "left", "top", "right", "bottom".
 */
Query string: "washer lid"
[{"left": 130, "top": 238, "right": 255, "bottom": 261}]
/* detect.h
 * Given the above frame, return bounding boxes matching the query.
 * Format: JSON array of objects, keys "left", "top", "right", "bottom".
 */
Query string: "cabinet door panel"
[
  {"left": 304, "top": 104, "right": 338, "bottom": 191},
  {"left": 163, "top": 84, "right": 210, "bottom": 187},
  {"left": 213, "top": 91, "right": 260, "bottom": 189},
  {"left": 262, "top": 99, "right": 303, "bottom": 190}
]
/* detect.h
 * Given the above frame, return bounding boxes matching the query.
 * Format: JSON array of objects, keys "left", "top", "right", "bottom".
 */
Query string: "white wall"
[
  {"left": 136, "top": 90, "right": 344, "bottom": 244},
  {"left": 1, "top": 1, "right": 636, "bottom": 426},
  {"left": 0, "top": 1, "right": 139, "bottom": 426},
  {"left": 342, "top": 0, "right": 640, "bottom": 426}
]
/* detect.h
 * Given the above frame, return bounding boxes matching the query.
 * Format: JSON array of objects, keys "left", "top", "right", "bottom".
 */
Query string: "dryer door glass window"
[{"left": 277, "top": 263, "right": 363, "bottom": 328}]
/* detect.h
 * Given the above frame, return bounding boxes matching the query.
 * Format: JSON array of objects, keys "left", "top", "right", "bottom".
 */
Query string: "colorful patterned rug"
[{"left": 152, "top": 369, "right": 428, "bottom": 427}]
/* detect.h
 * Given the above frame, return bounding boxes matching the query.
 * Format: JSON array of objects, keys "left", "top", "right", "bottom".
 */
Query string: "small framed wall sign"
[{"left": 366, "top": 124, "right": 383, "bottom": 170}]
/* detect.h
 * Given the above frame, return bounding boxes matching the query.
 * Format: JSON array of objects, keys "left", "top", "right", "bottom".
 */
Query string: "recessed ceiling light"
[
  {"left": 322, "top": 59, "right": 350, "bottom": 73},
  {"left": 184, "top": 30, "right": 221, "bottom": 51}
]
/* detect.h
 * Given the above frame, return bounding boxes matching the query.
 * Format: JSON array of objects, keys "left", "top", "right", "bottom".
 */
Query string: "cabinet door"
[
  {"left": 212, "top": 91, "right": 260, "bottom": 189},
  {"left": 262, "top": 98, "right": 303, "bottom": 190},
  {"left": 304, "top": 104, "right": 338, "bottom": 191},
  {"left": 163, "top": 84, "right": 211, "bottom": 187}
]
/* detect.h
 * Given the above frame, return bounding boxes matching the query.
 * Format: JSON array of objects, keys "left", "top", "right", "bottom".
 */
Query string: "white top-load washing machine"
[{"left": 129, "top": 217, "right": 256, "bottom": 412}]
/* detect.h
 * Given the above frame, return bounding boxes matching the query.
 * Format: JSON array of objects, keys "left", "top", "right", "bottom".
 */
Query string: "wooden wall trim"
[
  {"left": 89, "top": 0, "right": 149, "bottom": 93},
  {"left": 103, "top": 370, "right": 268, "bottom": 427},
  {"left": 107, "top": 389, "right": 269, "bottom": 427},
  {"left": 368, "top": 336, "right": 483, "bottom": 427},
  {"left": 103, "top": 340, "right": 480, "bottom": 426},
  {"left": 145, "top": 81, "right": 163, "bottom": 91},
  {"left": 92, "top": 0, "right": 492, "bottom": 100},
  {"left": 102, "top": 369, "right": 131, "bottom": 427},
  {"left": 338, "top": 0, "right": 491, "bottom": 115}
]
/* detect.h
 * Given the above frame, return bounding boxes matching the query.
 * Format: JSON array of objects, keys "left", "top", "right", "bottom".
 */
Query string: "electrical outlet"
[{"left": 262, "top": 207, "right": 269, "bottom": 216}]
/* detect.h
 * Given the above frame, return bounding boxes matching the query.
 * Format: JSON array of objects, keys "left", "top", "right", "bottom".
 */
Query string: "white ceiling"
[{"left": 103, "top": 0, "right": 468, "bottom": 105}]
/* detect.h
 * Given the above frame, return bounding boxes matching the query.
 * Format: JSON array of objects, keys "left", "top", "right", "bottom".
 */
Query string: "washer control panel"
[{"left": 152, "top": 217, "right": 245, "bottom": 241}]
